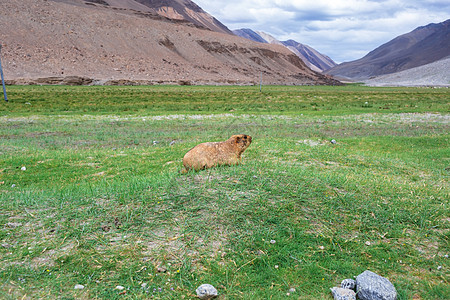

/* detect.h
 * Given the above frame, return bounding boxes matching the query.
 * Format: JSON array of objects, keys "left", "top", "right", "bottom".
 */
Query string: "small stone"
[
  {"left": 444, "top": 254, "right": 448, "bottom": 258},
  {"left": 356, "top": 270, "right": 397, "bottom": 300},
  {"left": 169, "top": 141, "right": 175, "bottom": 146},
  {"left": 289, "top": 288, "right": 296, "bottom": 293},
  {"left": 341, "top": 279, "right": 356, "bottom": 290},
  {"left": 330, "top": 287, "right": 356, "bottom": 300},
  {"left": 115, "top": 285, "right": 125, "bottom": 290},
  {"left": 196, "top": 284, "right": 218, "bottom": 300},
  {"left": 74, "top": 284, "right": 85, "bottom": 290},
  {"left": 141, "top": 283, "right": 148, "bottom": 288},
  {"left": 21, "top": 166, "right": 27, "bottom": 171},
  {"left": 331, "top": 139, "right": 337, "bottom": 144},
  {"left": 274, "top": 265, "right": 279, "bottom": 269},
  {"left": 157, "top": 266, "right": 167, "bottom": 273},
  {"left": 437, "top": 266, "right": 442, "bottom": 270},
  {"left": 270, "top": 240, "right": 276, "bottom": 244},
  {"left": 6, "top": 222, "right": 22, "bottom": 228},
  {"left": 365, "top": 241, "right": 371, "bottom": 246},
  {"left": 11, "top": 184, "right": 16, "bottom": 188}
]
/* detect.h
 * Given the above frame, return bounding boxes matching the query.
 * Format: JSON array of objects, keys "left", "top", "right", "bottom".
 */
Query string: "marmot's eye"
[{"left": 244, "top": 136, "right": 247, "bottom": 139}]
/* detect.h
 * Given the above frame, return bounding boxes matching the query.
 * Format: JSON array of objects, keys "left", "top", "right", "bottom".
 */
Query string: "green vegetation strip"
[{"left": 0, "top": 85, "right": 448, "bottom": 299}]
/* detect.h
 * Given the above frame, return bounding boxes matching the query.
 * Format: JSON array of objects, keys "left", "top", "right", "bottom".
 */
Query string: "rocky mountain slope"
[
  {"left": 84, "top": 0, "right": 233, "bottom": 34},
  {"left": 327, "top": 19, "right": 450, "bottom": 80},
  {"left": 232, "top": 29, "right": 268, "bottom": 44},
  {"left": 233, "top": 29, "right": 337, "bottom": 72},
  {"left": 364, "top": 56, "right": 450, "bottom": 87},
  {"left": 0, "top": 0, "right": 339, "bottom": 85},
  {"left": 282, "top": 40, "right": 337, "bottom": 73}
]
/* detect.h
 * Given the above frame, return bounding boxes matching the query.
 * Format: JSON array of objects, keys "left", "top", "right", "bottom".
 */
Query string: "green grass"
[
  {"left": 1, "top": 84, "right": 449, "bottom": 115},
  {"left": 0, "top": 85, "right": 449, "bottom": 299}
]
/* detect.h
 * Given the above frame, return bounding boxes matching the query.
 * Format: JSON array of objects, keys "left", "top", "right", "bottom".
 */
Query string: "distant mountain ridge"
[
  {"left": 282, "top": 40, "right": 337, "bottom": 73},
  {"left": 327, "top": 19, "right": 450, "bottom": 80},
  {"left": 232, "top": 28, "right": 268, "bottom": 44},
  {"left": 233, "top": 28, "right": 337, "bottom": 72}
]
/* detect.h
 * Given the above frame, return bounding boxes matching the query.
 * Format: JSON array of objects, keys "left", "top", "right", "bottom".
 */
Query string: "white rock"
[
  {"left": 356, "top": 270, "right": 397, "bottom": 300},
  {"left": 115, "top": 285, "right": 125, "bottom": 290},
  {"left": 341, "top": 279, "right": 356, "bottom": 290},
  {"left": 330, "top": 287, "right": 356, "bottom": 300},
  {"left": 21, "top": 166, "right": 27, "bottom": 171},
  {"left": 74, "top": 284, "right": 85, "bottom": 290},
  {"left": 196, "top": 284, "right": 218, "bottom": 299}
]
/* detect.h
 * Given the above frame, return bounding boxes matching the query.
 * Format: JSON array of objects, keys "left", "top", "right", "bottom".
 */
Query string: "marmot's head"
[{"left": 231, "top": 134, "right": 252, "bottom": 153}]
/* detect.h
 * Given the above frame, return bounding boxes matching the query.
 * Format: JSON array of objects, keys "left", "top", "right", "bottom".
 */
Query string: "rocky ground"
[{"left": 364, "top": 57, "right": 450, "bottom": 87}]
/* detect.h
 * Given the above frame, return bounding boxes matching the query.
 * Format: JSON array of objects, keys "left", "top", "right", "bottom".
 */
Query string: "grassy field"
[{"left": 0, "top": 85, "right": 448, "bottom": 299}]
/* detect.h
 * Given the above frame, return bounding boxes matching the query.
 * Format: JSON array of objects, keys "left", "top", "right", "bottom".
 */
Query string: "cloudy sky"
[{"left": 194, "top": 0, "right": 449, "bottom": 63}]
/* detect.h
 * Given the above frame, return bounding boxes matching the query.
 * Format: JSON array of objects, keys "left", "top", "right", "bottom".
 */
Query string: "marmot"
[{"left": 182, "top": 134, "right": 252, "bottom": 173}]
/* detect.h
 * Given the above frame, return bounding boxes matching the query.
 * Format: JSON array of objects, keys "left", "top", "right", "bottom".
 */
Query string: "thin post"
[
  {"left": 259, "top": 71, "right": 262, "bottom": 92},
  {"left": 0, "top": 45, "right": 7, "bottom": 102}
]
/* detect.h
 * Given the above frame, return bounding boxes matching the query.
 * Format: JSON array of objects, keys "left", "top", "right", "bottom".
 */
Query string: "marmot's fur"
[{"left": 182, "top": 134, "right": 252, "bottom": 173}]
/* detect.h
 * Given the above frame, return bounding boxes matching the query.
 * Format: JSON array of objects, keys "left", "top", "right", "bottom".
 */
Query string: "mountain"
[
  {"left": 84, "top": 0, "right": 233, "bottom": 34},
  {"left": 0, "top": 0, "right": 339, "bottom": 86},
  {"left": 364, "top": 56, "right": 450, "bottom": 87},
  {"left": 282, "top": 40, "right": 337, "bottom": 73},
  {"left": 232, "top": 29, "right": 268, "bottom": 44},
  {"left": 255, "top": 31, "right": 284, "bottom": 45},
  {"left": 233, "top": 29, "right": 337, "bottom": 72},
  {"left": 326, "top": 19, "right": 450, "bottom": 80}
]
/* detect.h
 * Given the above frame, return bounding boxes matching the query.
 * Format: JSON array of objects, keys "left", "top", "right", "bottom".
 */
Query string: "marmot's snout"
[{"left": 233, "top": 134, "right": 252, "bottom": 150}]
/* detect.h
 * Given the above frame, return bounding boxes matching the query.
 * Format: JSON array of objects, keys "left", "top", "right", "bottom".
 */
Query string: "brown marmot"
[{"left": 182, "top": 134, "right": 252, "bottom": 173}]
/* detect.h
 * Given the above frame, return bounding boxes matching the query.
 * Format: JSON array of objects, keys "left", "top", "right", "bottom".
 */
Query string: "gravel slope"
[{"left": 364, "top": 57, "right": 450, "bottom": 87}]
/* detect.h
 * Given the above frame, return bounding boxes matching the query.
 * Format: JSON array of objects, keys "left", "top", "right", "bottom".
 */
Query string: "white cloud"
[{"left": 195, "top": 0, "right": 449, "bottom": 63}]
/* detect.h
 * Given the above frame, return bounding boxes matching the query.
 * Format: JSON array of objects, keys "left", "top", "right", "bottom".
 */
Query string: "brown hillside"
[
  {"left": 0, "top": 0, "right": 339, "bottom": 85},
  {"left": 85, "top": 0, "right": 234, "bottom": 34}
]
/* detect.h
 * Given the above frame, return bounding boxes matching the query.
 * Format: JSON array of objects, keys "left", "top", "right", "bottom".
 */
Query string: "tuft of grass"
[{"left": 0, "top": 85, "right": 449, "bottom": 299}]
